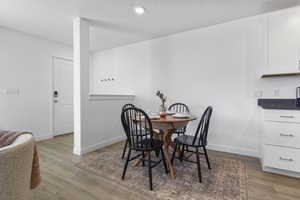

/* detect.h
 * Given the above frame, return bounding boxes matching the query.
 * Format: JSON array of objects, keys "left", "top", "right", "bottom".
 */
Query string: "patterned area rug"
[{"left": 77, "top": 143, "right": 247, "bottom": 200}]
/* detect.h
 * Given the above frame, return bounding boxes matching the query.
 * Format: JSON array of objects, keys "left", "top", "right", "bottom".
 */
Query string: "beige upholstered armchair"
[{"left": 0, "top": 134, "right": 34, "bottom": 200}]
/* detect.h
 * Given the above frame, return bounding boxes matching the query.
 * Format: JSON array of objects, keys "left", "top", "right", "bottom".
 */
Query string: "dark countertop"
[{"left": 258, "top": 99, "right": 300, "bottom": 110}]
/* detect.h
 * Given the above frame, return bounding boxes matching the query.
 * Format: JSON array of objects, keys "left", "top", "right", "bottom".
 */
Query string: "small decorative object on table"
[{"left": 156, "top": 90, "right": 167, "bottom": 118}]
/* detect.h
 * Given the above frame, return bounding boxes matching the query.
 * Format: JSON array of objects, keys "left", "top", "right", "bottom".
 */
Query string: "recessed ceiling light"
[{"left": 133, "top": 6, "right": 145, "bottom": 15}]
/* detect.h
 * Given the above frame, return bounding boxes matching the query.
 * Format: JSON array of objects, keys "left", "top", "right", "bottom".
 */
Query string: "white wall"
[
  {"left": 0, "top": 27, "right": 72, "bottom": 140},
  {"left": 82, "top": 96, "right": 134, "bottom": 154},
  {"left": 91, "top": 40, "right": 171, "bottom": 109},
  {"left": 90, "top": 12, "right": 300, "bottom": 157}
]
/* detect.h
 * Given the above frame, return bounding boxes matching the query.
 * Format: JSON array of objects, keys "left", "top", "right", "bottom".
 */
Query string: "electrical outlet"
[
  {"left": 254, "top": 90, "right": 263, "bottom": 98},
  {"left": 274, "top": 89, "right": 280, "bottom": 97},
  {"left": 258, "top": 90, "right": 263, "bottom": 98}
]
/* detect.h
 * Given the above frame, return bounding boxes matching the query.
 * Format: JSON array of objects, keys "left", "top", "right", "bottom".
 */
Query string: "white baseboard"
[
  {"left": 77, "top": 135, "right": 126, "bottom": 155},
  {"left": 72, "top": 137, "right": 259, "bottom": 158},
  {"left": 34, "top": 134, "right": 53, "bottom": 142},
  {"left": 207, "top": 143, "right": 259, "bottom": 158},
  {"left": 263, "top": 166, "right": 300, "bottom": 178},
  {"left": 73, "top": 147, "right": 81, "bottom": 156}
]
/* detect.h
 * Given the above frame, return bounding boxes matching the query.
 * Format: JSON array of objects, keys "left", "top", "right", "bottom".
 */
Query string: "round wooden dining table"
[{"left": 134, "top": 115, "right": 197, "bottom": 179}]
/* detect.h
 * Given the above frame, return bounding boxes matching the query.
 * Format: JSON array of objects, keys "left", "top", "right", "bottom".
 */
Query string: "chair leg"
[
  {"left": 186, "top": 146, "right": 189, "bottom": 152},
  {"left": 161, "top": 147, "right": 168, "bottom": 174},
  {"left": 171, "top": 143, "right": 177, "bottom": 164},
  {"left": 180, "top": 144, "right": 185, "bottom": 162},
  {"left": 203, "top": 146, "right": 211, "bottom": 169},
  {"left": 195, "top": 147, "right": 202, "bottom": 183},
  {"left": 155, "top": 149, "right": 160, "bottom": 157},
  {"left": 122, "top": 149, "right": 131, "bottom": 180},
  {"left": 142, "top": 151, "right": 145, "bottom": 167},
  {"left": 121, "top": 139, "right": 128, "bottom": 160},
  {"left": 148, "top": 152, "right": 153, "bottom": 190}
]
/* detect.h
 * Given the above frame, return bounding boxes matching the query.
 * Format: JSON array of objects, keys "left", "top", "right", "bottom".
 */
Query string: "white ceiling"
[{"left": 0, "top": 0, "right": 300, "bottom": 51}]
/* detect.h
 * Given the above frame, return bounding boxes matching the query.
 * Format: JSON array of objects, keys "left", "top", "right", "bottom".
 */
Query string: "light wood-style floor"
[{"left": 33, "top": 134, "right": 300, "bottom": 200}]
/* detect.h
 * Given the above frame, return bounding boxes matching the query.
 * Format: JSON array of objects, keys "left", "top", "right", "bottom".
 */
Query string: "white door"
[{"left": 53, "top": 58, "right": 73, "bottom": 136}]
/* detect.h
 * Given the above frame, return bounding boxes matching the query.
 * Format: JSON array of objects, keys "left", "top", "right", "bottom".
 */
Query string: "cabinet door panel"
[{"left": 268, "top": 9, "right": 300, "bottom": 74}]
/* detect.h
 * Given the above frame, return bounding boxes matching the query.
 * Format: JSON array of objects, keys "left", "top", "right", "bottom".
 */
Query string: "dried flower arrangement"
[{"left": 156, "top": 90, "right": 167, "bottom": 113}]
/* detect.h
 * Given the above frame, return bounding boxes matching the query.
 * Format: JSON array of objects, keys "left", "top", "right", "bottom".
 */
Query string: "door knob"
[{"left": 54, "top": 90, "right": 58, "bottom": 98}]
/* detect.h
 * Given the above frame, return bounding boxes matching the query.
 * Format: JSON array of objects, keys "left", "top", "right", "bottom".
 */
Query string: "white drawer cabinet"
[
  {"left": 262, "top": 109, "right": 300, "bottom": 177},
  {"left": 264, "top": 110, "right": 300, "bottom": 123},
  {"left": 264, "top": 121, "right": 300, "bottom": 148},
  {"left": 264, "top": 145, "right": 300, "bottom": 173}
]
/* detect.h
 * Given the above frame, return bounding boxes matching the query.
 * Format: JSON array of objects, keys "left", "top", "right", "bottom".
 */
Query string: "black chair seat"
[
  {"left": 132, "top": 139, "right": 164, "bottom": 151},
  {"left": 174, "top": 135, "right": 204, "bottom": 147}
]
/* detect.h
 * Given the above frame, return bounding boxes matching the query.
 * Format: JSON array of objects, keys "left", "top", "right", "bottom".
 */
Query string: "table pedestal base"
[{"left": 133, "top": 120, "right": 191, "bottom": 179}]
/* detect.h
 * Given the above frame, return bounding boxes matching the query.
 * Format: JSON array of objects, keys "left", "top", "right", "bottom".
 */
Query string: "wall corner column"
[{"left": 73, "top": 17, "right": 90, "bottom": 155}]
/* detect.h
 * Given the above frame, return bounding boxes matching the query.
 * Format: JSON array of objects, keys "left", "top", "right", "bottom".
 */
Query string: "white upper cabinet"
[{"left": 267, "top": 8, "right": 300, "bottom": 75}]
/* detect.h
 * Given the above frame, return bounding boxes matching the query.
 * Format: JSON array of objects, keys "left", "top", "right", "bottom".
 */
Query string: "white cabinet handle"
[
  {"left": 280, "top": 115, "right": 294, "bottom": 118},
  {"left": 280, "top": 157, "right": 294, "bottom": 162},
  {"left": 280, "top": 133, "right": 294, "bottom": 137}
]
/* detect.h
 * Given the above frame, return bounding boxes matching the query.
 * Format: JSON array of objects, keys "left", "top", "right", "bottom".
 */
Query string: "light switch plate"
[{"left": 5, "top": 88, "right": 20, "bottom": 95}]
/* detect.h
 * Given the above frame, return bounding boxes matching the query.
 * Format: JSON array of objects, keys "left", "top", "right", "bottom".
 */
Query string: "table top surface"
[{"left": 150, "top": 115, "right": 197, "bottom": 123}]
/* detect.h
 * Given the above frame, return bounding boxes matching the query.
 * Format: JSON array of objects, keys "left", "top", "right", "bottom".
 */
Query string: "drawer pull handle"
[
  {"left": 280, "top": 115, "right": 294, "bottom": 119},
  {"left": 280, "top": 157, "right": 294, "bottom": 162},
  {"left": 280, "top": 133, "right": 294, "bottom": 137}
]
